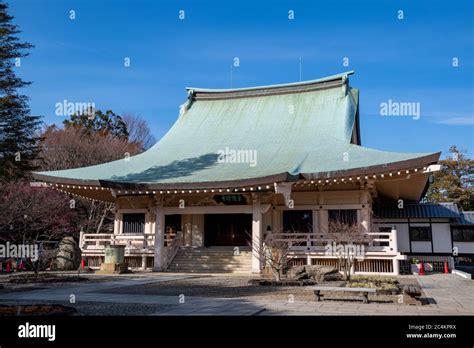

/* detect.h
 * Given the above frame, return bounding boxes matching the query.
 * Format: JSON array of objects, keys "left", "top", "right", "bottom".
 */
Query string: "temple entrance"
[{"left": 204, "top": 214, "right": 251, "bottom": 246}]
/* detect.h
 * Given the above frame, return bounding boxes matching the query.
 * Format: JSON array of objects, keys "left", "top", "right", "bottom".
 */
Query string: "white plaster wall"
[
  {"left": 395, "top": 224, "right": 411, "bottom": 253},
  {"left": 411, "top": 241, "right": 432, "bottom": 253},
  {"left": 454, "top": 242, "right": 474, "bottom": 254},
  {"left": 373, "top": 222, "right": 410, "bottom": 253},
  {"left": 431, "top": 223, "right": 452, "bottom": 253}
]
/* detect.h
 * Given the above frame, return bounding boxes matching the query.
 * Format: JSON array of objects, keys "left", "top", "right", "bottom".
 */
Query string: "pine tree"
[
  {"left": 0, "top": 2, "right": 41, "bottom": 182},
  {"left": 63, "top": 109, "right": 129, "bottom": 139}
]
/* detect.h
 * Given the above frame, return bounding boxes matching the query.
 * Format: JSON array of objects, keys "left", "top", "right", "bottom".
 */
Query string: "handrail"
[
  {"left": 270, "top": 230, "right": 398, "bottom": 254},
  {"left": 164, "top": 230, "right": 183, "bottom": 270},
  {"left": 80, "top": 232, "right": 154, "bottom": 253}
]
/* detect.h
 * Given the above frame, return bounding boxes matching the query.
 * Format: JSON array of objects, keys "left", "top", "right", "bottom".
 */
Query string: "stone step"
[
  {"left": 174, "top": 255, "right": 252, "bottom": 259},
  {"left": 172, "top": 261, "right": 251, "bottom": 266},
  {"left": 168, "top": 247, "right": 253, "bottom": 273},
  {"left": 179, "top": 251, "right": 252, "bottom": 257},
  {"left": 172, "top": 264, "right": 251, "bottom": 268},
  {"left": 173, "top": 256, "right": 251, "bottom": 261},
  {"left": 172, "top": 260, "right": 251, "bottom": 264},
  {"left": 174, "top": 254, "right": 252, "bottom": 258},
  {"left": 167, "top": 269, "right": 252, "bottom": 274},
  {"left": 168, "top": 264, "right": 252, "bottom": 269},
  {"left": 168, "top": 266, "right": 252, "bottom": 271}
]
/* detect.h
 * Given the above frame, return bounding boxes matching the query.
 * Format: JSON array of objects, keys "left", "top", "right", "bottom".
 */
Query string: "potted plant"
[{"left": 410, "top": 258, "right": 421, "bottom": 274}]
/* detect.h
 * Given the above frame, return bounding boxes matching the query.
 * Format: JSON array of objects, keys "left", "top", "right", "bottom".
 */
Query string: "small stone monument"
[{"left": 97, "top": 245, "right": 128, "bottom": 274}]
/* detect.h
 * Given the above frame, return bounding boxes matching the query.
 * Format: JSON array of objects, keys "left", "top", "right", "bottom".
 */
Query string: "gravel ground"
[
  {"left": 0, "top": 300, "right": 172, "bottom": 316},
  {"left": 92, "top": 275, "right": 423, "bottom": 304},
  {"left": 0, "top": 273, "right": 153, "bottom": 293}
]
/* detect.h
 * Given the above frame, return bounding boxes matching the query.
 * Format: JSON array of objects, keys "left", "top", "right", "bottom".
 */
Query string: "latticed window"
[
  {"left": 409, "top": 226, "right": 431, "bottom": 241},
  {"left": 283, "top": 210, "right": 312, "bottom": 233},
  {"left": 328, "top": 209, "right": 358, "bottom": 225},
  {"left": 453, "top": 227, "right": 474, "bottom": 242},
  {"left": 122, "top": 213, "right": 145, "bottom": 233}
]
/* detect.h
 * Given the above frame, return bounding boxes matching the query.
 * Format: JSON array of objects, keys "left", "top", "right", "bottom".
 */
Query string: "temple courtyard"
[{"left": 0, "top": 273, "right": 472, "bottom": 316}]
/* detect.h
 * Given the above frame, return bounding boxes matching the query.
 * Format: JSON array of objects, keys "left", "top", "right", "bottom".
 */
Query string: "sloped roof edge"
[{"left": 187, "top": 71, "right": 354, "bottom": 99}]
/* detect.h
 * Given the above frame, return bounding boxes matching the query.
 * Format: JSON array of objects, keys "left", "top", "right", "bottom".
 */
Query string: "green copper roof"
[
  {"left": 34, "top": 72, "right": 440, "bottom": 188},
  {"left": 187, "top": 70, "right": 354, "bottom": 93}
]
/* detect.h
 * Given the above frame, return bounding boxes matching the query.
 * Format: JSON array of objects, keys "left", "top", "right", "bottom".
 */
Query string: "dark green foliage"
[
  {"left": 426, "top": 145, "right": 474, "bottom": 211},
  {"left": 0, "top": 2, "right": 41, "bottom": 182},
  {"left": 63, "top": 109, "right": 129, "bottom": 139}
]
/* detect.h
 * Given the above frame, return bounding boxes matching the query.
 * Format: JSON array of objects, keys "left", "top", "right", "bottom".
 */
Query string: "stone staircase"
[{"left": 167, "top": 246, "right": 252, "bottom": 273}]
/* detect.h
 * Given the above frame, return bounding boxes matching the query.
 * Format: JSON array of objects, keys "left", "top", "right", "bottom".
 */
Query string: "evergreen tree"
[
  {"left": 0, "top": 1, "right": 41, "bottom": 182},
  {"left": 426, "top": 145, "right": 474, "bottom": 210},
  {"left": 63, "top": 109, "right": 129, "bottom": 139}
]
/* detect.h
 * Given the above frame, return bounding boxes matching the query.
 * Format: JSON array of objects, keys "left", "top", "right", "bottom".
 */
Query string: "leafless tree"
[
  {"left": 248, "top": 229, "right": 304, "bottom": 281},
  {"left": 327, "top": 219, "right": 371, "bottom": 281},
  {"left": 122, "top": 114, "right": 156, "bottom": 150},
  {"left": 0, "top": 181, "right": 77, "bottom": 243},
  {"left": 39, "top": 125, "right": 142, "bottom": 170},
  {"left": 37, "top": 125, "right": 143, "bottom": 234}
]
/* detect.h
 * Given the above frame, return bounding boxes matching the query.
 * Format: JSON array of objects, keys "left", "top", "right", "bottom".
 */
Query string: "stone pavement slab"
[{"left": 0, "top": 273, "right": 472, "bottom": 316}]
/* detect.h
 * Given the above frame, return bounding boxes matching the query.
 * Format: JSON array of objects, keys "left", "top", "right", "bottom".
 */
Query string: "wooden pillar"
[
  {"left": 252, "top": 193, "right": 262, "bottom": 273},
  {"left": 360, "top": 209, "right": 370, "bottom": 234},
  {"left": 312, "top": 210, "right": 318, "bottom": 234},
  {"left": 391, "top": 225, "right": 400, "bottom": 275},
  {"left": 182, "top": 214, "right": 192, "bottom": 246},
  {"left": 318, "top": 193, "right": 327, "bottom": 234},
  {"left": 360, "top": 190, "right": 371, "bottom": 233},
  {"left": 153, "top": 200, "right": 165, "bottom": 271},
  {"left": 191, "top": 214, "right": 204, "bottom": 247},
  {"left": 113, "top": 212, "right": 121, "bottom": 235},
  {"left": 271, "top": 209, "right": 281, "bottom": 233}
]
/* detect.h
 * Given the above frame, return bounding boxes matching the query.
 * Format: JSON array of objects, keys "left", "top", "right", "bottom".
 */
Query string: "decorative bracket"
[{"left": 274, "top": 182, "right": 293, "bottom": 207}]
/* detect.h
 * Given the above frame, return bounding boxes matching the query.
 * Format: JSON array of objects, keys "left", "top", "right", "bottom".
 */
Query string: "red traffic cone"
[
  {"left": 6, "top": 261, "right": 11, "bottom": 273},
  {"left": 443, "top": 262, "right": 449, "bottom": 274},
  {"left": 418, "top": 262, "right": 425, "bottom": 275},
  {"left": 81, "top": 259, "right": 85, "bottom": 269}
]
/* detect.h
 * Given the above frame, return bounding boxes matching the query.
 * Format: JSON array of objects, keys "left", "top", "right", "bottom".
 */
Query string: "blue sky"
[{"left": 8, "top": 0, "right": 474, "bottom": 157}]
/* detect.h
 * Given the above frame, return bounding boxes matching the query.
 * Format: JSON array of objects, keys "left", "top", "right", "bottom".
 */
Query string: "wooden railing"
[
  {"left": 80, "top": 230, "right": 184, "bottom": 264},
  {"left": 164, "top": 230, "right": 183, "bottom": 270},
  {"left": 269, "top": 230, "right": 398, "bottom": 255},
  {"left": 80, "top": 232, "right": 155, "bottom": 255}
]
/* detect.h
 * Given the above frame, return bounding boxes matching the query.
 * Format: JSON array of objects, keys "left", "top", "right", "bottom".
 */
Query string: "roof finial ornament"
[
  {"left": 299, "top": 57, "right": 302, "bottom": 81},
  {"left": 179, "top": 89, "right": 195, "bottom": 116},
  {"left": 341, "top": 74, "right": 348, "bottom": 96}
]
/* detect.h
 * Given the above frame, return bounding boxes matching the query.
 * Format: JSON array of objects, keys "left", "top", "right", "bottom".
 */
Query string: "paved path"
[
  {"left": 0, "top": 274, "right": 265, "bottom": 315},
  {"left": 415, "top": 273, "right": 474, "bottom": 311},
  {"left": 261, "top": 274, "right": 474, "bottom": 315},
  {"left": 0, "top": 274, "right": 472, "bottom": 315}
]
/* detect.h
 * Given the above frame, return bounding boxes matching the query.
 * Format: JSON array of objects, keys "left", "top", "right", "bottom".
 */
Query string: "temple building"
[{"left": 33, "top": 71, "right": 473, "bottom": 274}]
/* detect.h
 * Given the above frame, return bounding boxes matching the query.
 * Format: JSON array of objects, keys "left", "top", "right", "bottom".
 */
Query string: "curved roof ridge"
[{"left": 186, "top": 70, "right": 354, "bottom": 94}]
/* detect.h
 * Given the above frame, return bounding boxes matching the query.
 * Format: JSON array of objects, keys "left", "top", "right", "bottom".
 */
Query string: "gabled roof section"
[
  {"left": 33, "top": 71, "right": 440, "bottom": 194},
  {"left": 454, "top": 211, "right": 474, "bottom": 225},
  {"left": 373, "top": 202, "right": 461, "bottom": 219}
]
